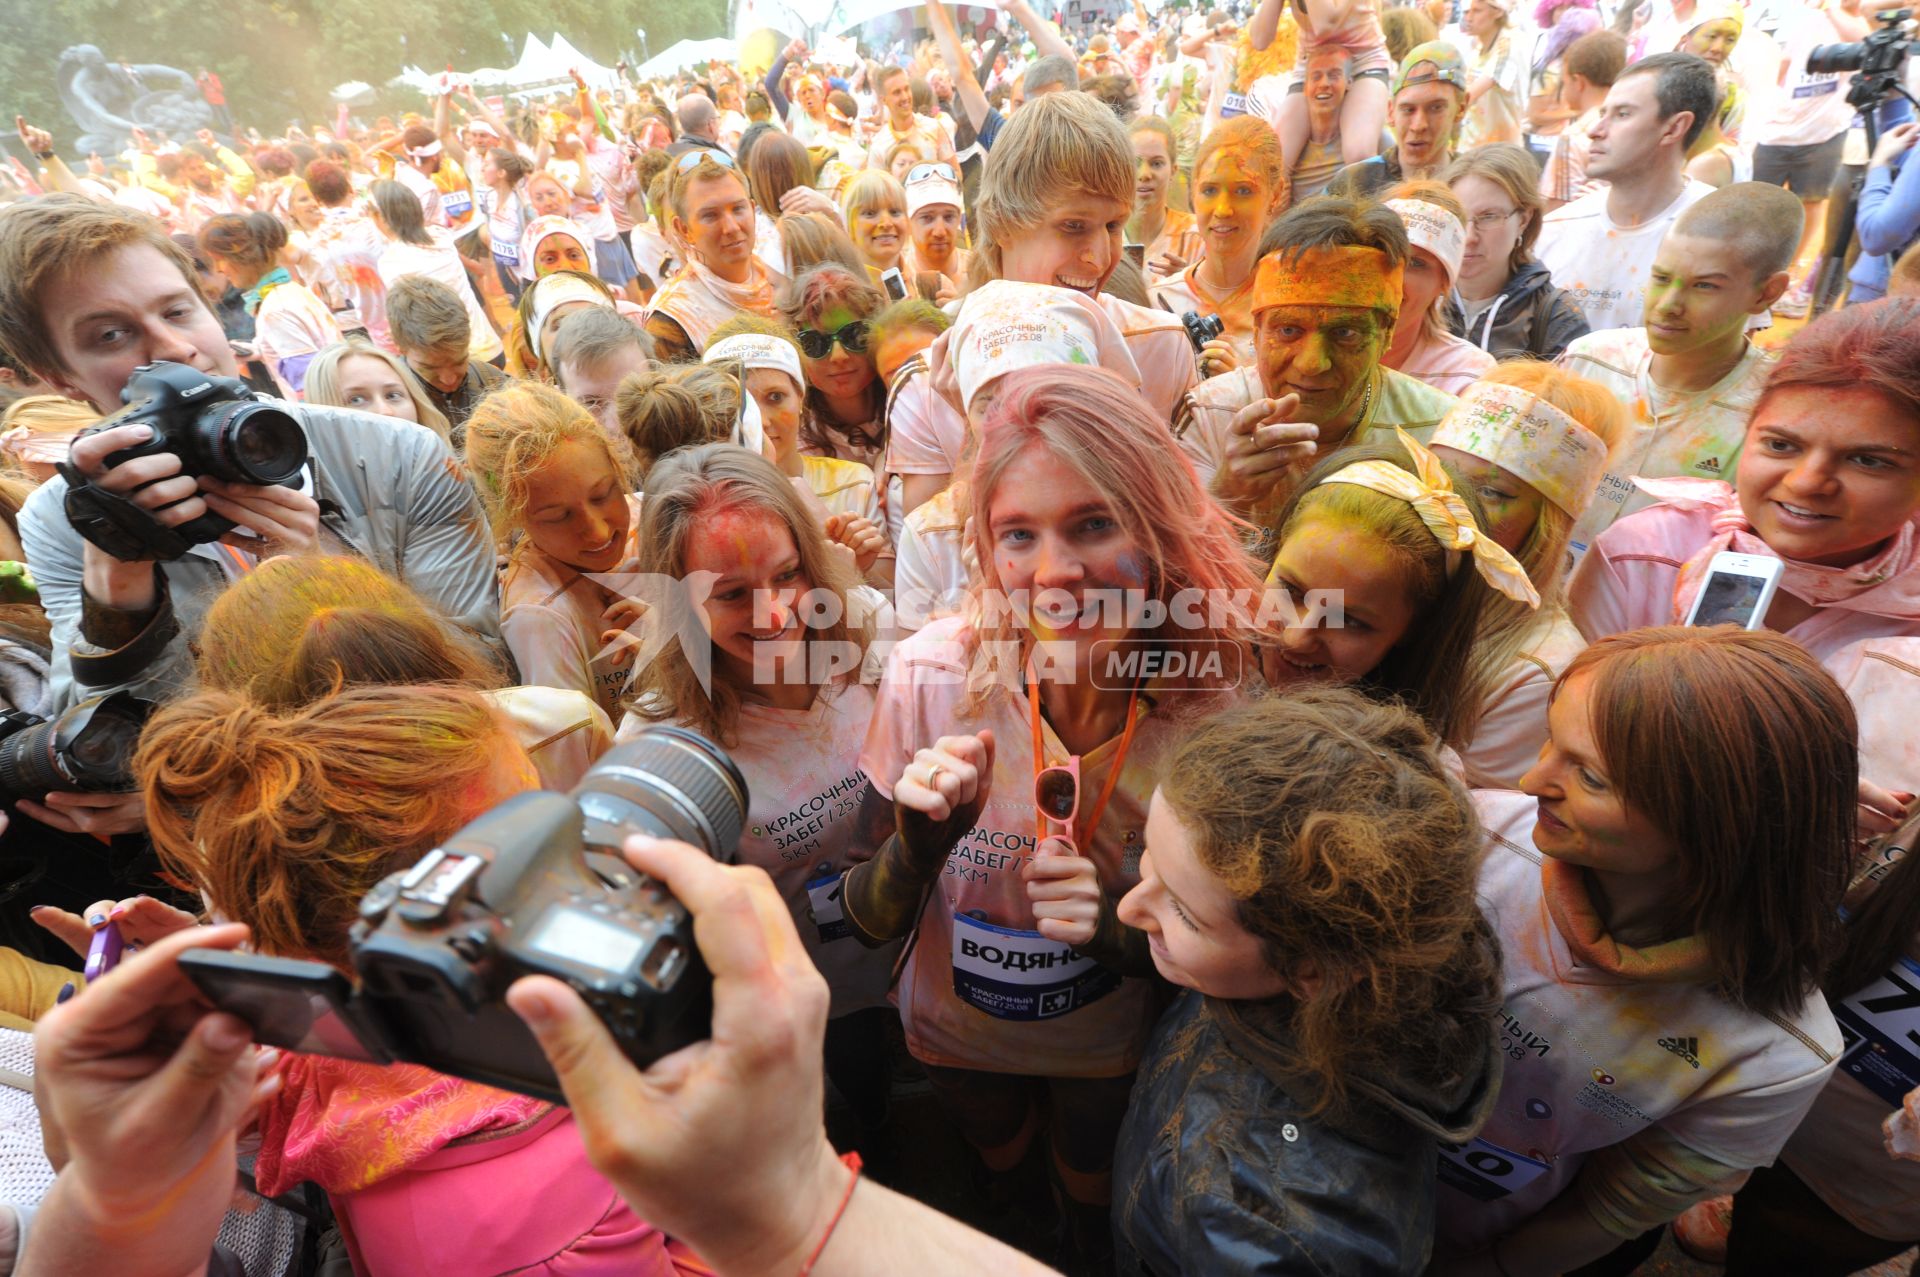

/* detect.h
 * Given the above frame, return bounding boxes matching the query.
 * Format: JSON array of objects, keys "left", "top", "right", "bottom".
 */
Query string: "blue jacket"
[{"left": 1114, "top": 990, "right": 1500, "bottom": 1276}]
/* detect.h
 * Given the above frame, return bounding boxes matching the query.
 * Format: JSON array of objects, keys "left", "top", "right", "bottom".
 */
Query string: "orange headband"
[{"left": 1253, "top": 246, "right": 1404, "bottom": 316}]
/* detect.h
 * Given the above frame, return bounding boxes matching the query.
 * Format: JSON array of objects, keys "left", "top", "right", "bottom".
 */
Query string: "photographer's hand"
[
  {"left": 26, "top": 923, "right": 280, "bottom": 1277},
  {"left": 507, "top": 836, "right": 846, "bottom": 1276},
  {"left": 15, "top": 789, "right": 148, "bottom": 838},
  {"left": 67, "top": 424, "right": 212, "bottom": 611},
  {"left": 198, "top": 477, "right": 321, "bottom": 557}
]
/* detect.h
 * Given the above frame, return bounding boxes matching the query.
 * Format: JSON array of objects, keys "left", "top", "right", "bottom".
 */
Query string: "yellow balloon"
[{"left": 739, "top": 29, "right": 784, "bottom": 79}]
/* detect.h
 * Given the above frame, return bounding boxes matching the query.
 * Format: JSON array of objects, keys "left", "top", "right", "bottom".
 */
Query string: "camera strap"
[{"left": 56, "top": 461, "right": 200, "bottom": 563}]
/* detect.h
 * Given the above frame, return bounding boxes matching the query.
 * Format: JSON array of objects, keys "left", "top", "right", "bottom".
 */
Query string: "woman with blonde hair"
[
  {"left": 1149, "top": 116, "right": 1288, "bottom": 372},
  {"left": 1444, "top": 144, "right": 1590, "bottom": 359},
  {"left": 614, "top": 363, "right": 764, "bottom": 483},
  {"left": 135, "top": 686, "right": 700, "bottom": 1275},
  {"left": 1379, "top": 181, "right": 1496, "bottom": 394},
  {"left": 841, "top": 364, "right": 1266, "bottom": 1265},
  {"left": 464, "top": 381, "right": 643, "bottom": 720},
  {"left": 841, "top": 169, "right": 911, "bottom": 286},
  {"left": 776, "top": 210, "right": 868, "bottom": 280},
  {"left": 622, "top": 442, "right": 896, "bottom": 1153},
  {"left": 1429, "top": 360, "right": 1626, "bottom": 786},
  {"left": 303, "top": 339, "right": 454, "bottom": 443},
  {"left": 0, "top": 395, "right": 97, "bottom": 484}
]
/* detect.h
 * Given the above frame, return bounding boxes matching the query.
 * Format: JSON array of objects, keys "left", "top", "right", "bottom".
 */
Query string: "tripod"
[{"left": 1810, "top": 77, "right": 1919, "bottom": 316}]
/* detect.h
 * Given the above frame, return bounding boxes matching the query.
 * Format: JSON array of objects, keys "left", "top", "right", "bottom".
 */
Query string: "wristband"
[
  {"left": 797, "top": 1152, "right": 862, "bottom": 1277},
  {"left": 32, "top": 149, "right": 55, "bottom": 163}
]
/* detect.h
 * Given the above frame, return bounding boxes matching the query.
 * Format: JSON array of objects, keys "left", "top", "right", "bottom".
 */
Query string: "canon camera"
[{"left": 180, "top": 726, "right": 749, "bottom": 1103}]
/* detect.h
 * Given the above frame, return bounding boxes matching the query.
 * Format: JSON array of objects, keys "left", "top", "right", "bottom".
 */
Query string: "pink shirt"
[
  {"left": 1567, "top": 500, "right": 1920, "bottom": 666},
  {"left": 858, "top": 616, "right": 1233, "bottom": 1077},
  {"left": 1395, "top": 329, "right": 1497, "bottom": 397}
]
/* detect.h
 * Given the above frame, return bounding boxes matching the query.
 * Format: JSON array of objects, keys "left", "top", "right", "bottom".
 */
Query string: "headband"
[
  {"left": 704, "top": 333, "right": 804, "bottom": 388},
  {"left": 1386, "top": 198, "right": 1466, "bottom": 287},
  {"left": 1432, "top": 382, "right": 1609, "bottom": 518},
  {"left": 528, "top": 275, "right": 614, "bottom": 362},
  {"left": 520, "top": 214, "right": 591, "bottom": 273},
  {"left": 406, "top": 139, "right": 443, "bottom": 159},
  {"left": 1253, "top": 246, "right": 1404, "bottom": 315},
  {"left": 1318, "top": 428, "right": 1541, "bottom": 607},
  {"left": 943, "top": 280, "right": 1141, "bottom": 412}
]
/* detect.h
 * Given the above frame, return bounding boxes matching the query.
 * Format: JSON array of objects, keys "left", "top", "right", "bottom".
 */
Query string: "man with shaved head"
[{"left": 1558, "top": 181, "right": 1803, "bottom": 552}]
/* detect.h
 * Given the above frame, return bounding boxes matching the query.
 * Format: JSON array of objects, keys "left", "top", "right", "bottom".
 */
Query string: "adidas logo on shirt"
[{"left": 1657, "top": 1036, "right": 1703, "bottom": 1069}]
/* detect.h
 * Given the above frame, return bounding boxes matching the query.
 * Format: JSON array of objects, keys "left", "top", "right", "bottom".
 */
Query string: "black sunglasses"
[{"left": 797, "top": 320, "right": 871, "bottom": 358}]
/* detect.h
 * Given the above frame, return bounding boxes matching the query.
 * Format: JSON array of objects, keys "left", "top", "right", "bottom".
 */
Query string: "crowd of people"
[{"left": 1, "top": 0, "right": 1920, "bottom": 1273}]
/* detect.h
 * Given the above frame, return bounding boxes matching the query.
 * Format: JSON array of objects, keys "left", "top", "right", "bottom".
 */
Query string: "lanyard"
[{"left": 1027, "top": 667, "right": 1144, "bottom": 848}]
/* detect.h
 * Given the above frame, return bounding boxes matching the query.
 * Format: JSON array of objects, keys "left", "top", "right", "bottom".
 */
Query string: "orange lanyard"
[{"left": 1027, "top": 669, "right": 1144, "bottom": 848}]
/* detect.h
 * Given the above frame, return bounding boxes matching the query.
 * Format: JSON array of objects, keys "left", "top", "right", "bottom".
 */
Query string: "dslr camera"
[
  {"left": 0, "top": 691, "right": 155, "bottom": 804},
  {"left": 1809, "top": 8, "right": 1914, "bottom": 110},
  {"left": 1181, "top": 310, "right": 1225, "bottom": 354},
  {"left": 60, "top": 361, "right": 309, "bottom": 563},
  {"left": 180, "top": 726, "right": 749, "bottom": 1104}
]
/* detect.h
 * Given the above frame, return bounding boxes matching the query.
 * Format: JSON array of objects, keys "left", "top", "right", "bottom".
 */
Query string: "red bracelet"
[{"left": 797, "top": 1151, "right": 863, "bottom": 1276}]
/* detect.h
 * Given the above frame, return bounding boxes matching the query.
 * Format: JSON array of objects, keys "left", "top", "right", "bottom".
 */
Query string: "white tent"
[
  {"left": 546, "top": 32, "right": 620, "bottom": 90},
  {"left": 636, "top": 37, "right": 742, "bottom": 78}
]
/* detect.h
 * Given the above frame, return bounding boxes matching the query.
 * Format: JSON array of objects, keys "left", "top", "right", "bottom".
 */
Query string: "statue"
[{"left": 56, "top": 44, "right": 213, "bottom": 155}]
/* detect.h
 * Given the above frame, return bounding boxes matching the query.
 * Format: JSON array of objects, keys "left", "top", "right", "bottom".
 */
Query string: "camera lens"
[
  {"left": 0, "top": 693, "right": 154, "bottom": 803},
  {"left": 193, "top": 401, "right": 309, "bottom": 485},
  {"left": 0, "top": 717, "right": 68, "bottom": 804},
  {"left": 1806, "top": 41, "right": 1866, "bottom": 74},
  {"left": 572, "top": 727, "right": 750, "bottom": 860}
]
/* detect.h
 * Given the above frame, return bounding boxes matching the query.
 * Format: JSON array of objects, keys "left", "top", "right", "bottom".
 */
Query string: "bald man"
[{"left": 668, "top": 93, "right": 730, "bottom": 159}]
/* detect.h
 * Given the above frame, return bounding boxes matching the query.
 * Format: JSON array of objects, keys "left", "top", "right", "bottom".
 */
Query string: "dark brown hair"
[
  {"left": 1161, "top": 687, "right": 1499, "bottom": 1118},
  {"left": 1559, "top": 627, "right": 1855, "bottom": 1017}
]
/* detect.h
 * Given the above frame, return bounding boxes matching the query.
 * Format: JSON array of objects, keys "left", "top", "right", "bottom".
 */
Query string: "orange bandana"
[{"left": 1252, "top": 246, "right": 1404, "bottom": 317}]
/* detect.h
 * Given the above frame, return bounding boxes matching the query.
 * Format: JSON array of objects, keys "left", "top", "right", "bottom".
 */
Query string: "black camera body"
[
  {"left": 1181, "top": 309, "right": 1226, "bottom": 354},
  {"left": 1809, "top": 8, "right": 1914, "bottom": 110},
  {"left": 62, "top": 361, "right": 308, "bottom": 562},
  {"left": 180, "top": 727, "right": 749, "bottom": 1104}
]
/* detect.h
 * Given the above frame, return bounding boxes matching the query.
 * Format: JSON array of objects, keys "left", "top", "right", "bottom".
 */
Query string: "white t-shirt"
[
  {"left": 1459, "top": 610, "right": 1587, "bottom": 790},
  {"left": 1749, "top": 5, "right": 1857, "bottom": 148},
  {"left": 1557, "top": 326, "right": 1775, "bottom": 554},
  {"left": 1535, "top": 180, "right": 1714, "bottom": 334},
  {"left": 499, "top": 495, "right": 644, "bottom": 722},
  {"left": 376, "top": 231, "right": 505, "bottom": 363},
  {"left": 893, "top": 485, "right": 971, "bottom": 636},
  {"left": 1437, "top": 789, "right": 1842, "bottom": 1252},
  {"left": 623, "top": 680, "right": 902, "bottom": 1018}
]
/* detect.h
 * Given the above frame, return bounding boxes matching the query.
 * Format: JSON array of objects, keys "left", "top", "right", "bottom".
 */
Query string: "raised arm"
[
  {"left": 927, "top": 0, "right": 991, "bottom": 131},
  {"left": 999, "top": 0, "right": 1076, "bottom": 64}
]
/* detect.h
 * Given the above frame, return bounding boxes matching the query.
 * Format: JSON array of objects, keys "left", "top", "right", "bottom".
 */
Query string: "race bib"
[
  {"left": 1792, "top": 78, "right": 1840, "bottom": 99},
  {"left": 1834, "top": 953, "right": 1920, "bottom": 1107},
  {"left": 1436, "top": 1136, "right": 1553, "bottom": 1201},
  {"left": 949, "top": 911, "right": 1119, "bottom": 1021},
  {"left": 805, "top": 865, "right": 851, "bottom": 944},
  {"left": 442, "top": 189, "right": 474, "bottom": 222},
  {"left": 1220, "top": 92, "right": 1248, "bottom": 118}
]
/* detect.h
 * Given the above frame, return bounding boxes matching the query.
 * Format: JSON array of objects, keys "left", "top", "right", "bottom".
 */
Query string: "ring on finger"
[{"left": 924, "top": 762, "right": 946, "bottom": 789}]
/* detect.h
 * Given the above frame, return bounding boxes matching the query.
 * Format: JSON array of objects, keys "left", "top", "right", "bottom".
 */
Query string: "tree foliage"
[{"left": 1, "top": 0, "right": 728, "bottom": 154}]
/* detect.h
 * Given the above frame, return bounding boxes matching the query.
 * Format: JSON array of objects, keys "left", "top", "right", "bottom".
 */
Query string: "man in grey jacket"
[{"left": 0, "top": 195, "right": 501, "bottom": 837}]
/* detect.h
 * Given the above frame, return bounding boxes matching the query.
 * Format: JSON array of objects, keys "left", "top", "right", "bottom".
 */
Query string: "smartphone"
[
  {"left": 1684, "top": 551, "right": 1784, "bottom": 629},
  {"left": 178, "top": 949, "right": 395, "bottom": 1065},
  {"left": 1123, "top": 242, "right": 1146, "bottom": 267},
  {"left": 880, "top": 267, "right": 908, "bottom": 301}
]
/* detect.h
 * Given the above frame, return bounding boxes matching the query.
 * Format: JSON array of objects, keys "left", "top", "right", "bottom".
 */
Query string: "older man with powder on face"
[{"left": 1174, "top": 197, "right": 1457, "bottom": 539}]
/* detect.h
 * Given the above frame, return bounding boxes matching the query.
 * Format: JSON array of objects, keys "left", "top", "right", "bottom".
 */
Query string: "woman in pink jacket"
[
  {"left": 1569, "top": 299, "right": 1920, "bottom": 667},
  {"left": 134, "top": 686, "right": 706, "bottom": 1277}
]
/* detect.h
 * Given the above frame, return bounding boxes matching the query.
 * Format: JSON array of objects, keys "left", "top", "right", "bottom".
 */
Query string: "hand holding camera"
[{"left": 60, "top": 363, "right": 316, "bottom": 599}]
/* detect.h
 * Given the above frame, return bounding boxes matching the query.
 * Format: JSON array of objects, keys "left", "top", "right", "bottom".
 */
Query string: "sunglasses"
[
  {"left": 796, "top": 320, "right": 870, "bottom": 359},
  {"left": 905, "top": 162, "right": 959, "bottom": 185},
  {"left": 1035, "top": 759, "right": 1081, "bottom": 841},
  {"left": 674, "top": 147, "right": 738, "bottom": 173}
]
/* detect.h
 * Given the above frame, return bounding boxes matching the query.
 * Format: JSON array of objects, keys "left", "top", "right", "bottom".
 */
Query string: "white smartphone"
[
  {"left": 1684, "top": 551, "right": 1784, "bottom": 630},
  {"left": 880, "top": 267, "right": 908, "bottom": 301}
]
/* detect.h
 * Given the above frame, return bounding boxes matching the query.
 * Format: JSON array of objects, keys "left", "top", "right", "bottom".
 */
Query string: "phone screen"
[
  {"left": 1690, "top": 570, "right": 1769, "bottom": 628},
  {"left": 881, "top": 270, "right": 907, "bottom": 301},
  {"left": 181, "top": 952, "right": 388, "bottom": 1064}
]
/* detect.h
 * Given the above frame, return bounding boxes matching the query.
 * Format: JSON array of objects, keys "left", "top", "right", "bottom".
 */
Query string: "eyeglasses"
[
  {"left": 1467, "top": 208, "right": 1522, "bottom": 229},
  {"left": 674, "top": 147, "right": 737, "bottom": 173},
  {"left": 797, "top": 320, "right": 870, "bottom": 358},
  {"left": 905, "top": 162, "right": 958, "bottom": 185},
  {"left": 1034, "top": 759, "right": 1081, "bottom": 841}
]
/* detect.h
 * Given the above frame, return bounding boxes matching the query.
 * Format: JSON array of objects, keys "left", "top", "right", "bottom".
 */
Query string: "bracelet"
[
  {"left": 33, "top": 149, "right": 55, "bottom": 162},
  {"left": 797, "top": 1152, "right": 862, "bottom": 1276}
]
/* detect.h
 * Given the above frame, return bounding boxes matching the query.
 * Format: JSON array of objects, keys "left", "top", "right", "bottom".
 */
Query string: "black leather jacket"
[{"left": 1114, "top": 991, "right": 1500, "bottom": 1276}]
